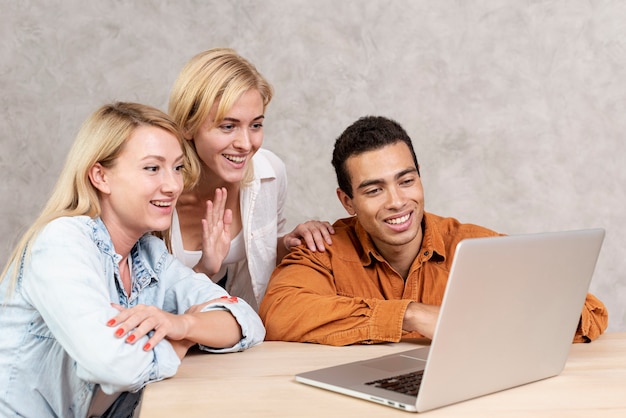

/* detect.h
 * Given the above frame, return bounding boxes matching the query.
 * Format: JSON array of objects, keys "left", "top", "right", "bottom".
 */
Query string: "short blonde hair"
[
  {"left": 1, "top": 102, "right": 200, "bottom": 292},
  {"left": 168, "top": 48, "right": 273, "bottom": 184}
]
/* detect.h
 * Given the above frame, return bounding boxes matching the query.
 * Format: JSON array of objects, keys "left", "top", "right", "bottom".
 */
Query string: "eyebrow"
[
  {"left": 222, "top": 115, "right": 265, "bottom": 123},
  {"left": 140, "top": 153, "right": 184, "bottom": 162},
  {"left": 356, "top": 167, "right": 418, "bottom": 190}
]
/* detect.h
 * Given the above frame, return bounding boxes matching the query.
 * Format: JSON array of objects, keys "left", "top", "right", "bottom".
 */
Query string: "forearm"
[
  {"left": 261, "top": 292, "right": 410, "bottom": 346},
  {"left": 182, "top": 310, "right": 242, "bottom": 348},
  {"left": 402, "top": 302, "right": 440, "bottom": 340},
  {"left": 168, "top": 338, "right": 196, "bottom": 360},
  {"left": 276, "top": 236, "right": 289, "bottom": 264}
]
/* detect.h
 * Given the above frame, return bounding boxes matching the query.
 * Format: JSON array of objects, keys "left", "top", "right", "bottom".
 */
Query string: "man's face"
[{"left": 337, "top": 141, "right": 424, "bottom": 256}]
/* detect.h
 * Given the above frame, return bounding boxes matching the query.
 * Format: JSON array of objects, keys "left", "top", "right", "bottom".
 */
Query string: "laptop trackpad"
[{"left": 362, "top": 351, "right": 428, "bottom": 373}]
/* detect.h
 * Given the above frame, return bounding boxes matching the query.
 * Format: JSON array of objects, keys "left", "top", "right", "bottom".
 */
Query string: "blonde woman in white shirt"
[{"left": 168, "top": 48, "right": 334, "bottom": 311}]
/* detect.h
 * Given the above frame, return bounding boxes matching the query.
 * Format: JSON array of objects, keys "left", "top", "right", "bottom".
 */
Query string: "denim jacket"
[{"left": 0, "top": 216, "right": 265, "bottom": 417}]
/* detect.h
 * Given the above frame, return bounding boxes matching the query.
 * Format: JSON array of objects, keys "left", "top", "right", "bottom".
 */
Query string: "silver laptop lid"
[{"left": 416, "top": 228, "right": 605, "bottom": 412}]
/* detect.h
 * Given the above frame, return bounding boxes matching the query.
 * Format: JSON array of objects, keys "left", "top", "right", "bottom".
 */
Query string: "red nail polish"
[
  {"left": 220, "top": 295, "right": 228, "bottom": 299},
  {"left": 229, "top": 296, "right": 238, "bottom": 302},
  {"left": 143, "top": 343, "right": 151, "bottom": 351},
  {"left": 126, "top": 334, "right": 136, "bottom": 343},
  {"left": 115, "top": 328, "right": 125, "bottom": 337},
  {"left": 106, "top": 319, "right": 116, "bottom": 327}
]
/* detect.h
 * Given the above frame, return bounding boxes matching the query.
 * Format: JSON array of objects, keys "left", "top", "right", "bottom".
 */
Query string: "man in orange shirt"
[{"left": 259, "top": 116, "right": 608, "bottom": 346}]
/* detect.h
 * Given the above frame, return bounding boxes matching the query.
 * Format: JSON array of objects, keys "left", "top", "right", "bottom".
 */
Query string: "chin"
[{"left": 150, "top": 221, "right": 172, "bottom": 232}]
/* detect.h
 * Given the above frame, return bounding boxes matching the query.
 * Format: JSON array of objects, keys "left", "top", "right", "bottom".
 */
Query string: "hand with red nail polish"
[{"left": 106, "top": 297, "right": 243, "bottom": 360}]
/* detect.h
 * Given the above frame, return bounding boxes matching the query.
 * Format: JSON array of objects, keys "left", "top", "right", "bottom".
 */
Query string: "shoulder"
[
  {"left": 425, "top": 212, "right": 501, "bottom": 241},
  {"left": 322, "top": 217, "right": 365, "bottom": 259},
  {"left": 37, "top": 216, "right": 96, "bottom": 245},
  {"left": 26, "top": 217, "right": 104, "bottom": 271},
  {"left": 253, "top": 148, "right": 286, "bottom": 178}
]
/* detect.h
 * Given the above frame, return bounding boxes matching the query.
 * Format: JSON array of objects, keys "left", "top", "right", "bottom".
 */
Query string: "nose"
[
  {"left": 233, "top": 128, "right": 252, "bottom": 151},
  {"left": 163, "top": 168, "right": 183, "bottom": 196},
  {"left": 385, "top": 185, "right": 405, "bottom": 209}
]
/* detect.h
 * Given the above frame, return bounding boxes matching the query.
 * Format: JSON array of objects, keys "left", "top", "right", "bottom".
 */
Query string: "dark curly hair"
[{"left": 331, "top": 116, "right": 419, "bottom": 198}]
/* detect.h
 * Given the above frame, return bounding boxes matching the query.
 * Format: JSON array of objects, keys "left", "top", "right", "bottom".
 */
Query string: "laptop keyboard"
[{"left": 365, "top": 370, "right": 424, "bottom": 396}]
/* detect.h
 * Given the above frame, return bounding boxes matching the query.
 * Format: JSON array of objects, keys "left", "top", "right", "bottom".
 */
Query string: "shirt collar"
[
  {"left": 355, "top": 212, "right": 447, "bottom": 266},
  {"left": 252, "top": 150, "right": 277, "bottom": 181},
  {"left": 93, "top": 217, "right": 159, "bottom": 293}
]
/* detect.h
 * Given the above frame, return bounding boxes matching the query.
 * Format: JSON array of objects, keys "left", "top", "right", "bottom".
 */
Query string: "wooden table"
[{"left": 139, "top": 332, "right": 626, "bottom": 417}]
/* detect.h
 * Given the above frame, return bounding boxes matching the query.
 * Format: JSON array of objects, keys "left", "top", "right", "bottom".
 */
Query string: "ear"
[
  {"left": 336, "top": 187, "right": 356, "bottom": 216},
  {"left": 88, "top": 162, "right": 111, "bottom": 195},
  {"left": 182, "top": 126, "right": 194, "bottom": 141}
]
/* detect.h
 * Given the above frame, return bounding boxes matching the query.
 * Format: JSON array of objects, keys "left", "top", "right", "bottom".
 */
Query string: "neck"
[
  {"left": 195, "top": 166, "right": 241, "bottom": 199},
  {"left": 375, "top": 232, "right": 423, "bottom": 280},
  {"left": 101, "top": 217, "right": 138, "bottom": 260}
]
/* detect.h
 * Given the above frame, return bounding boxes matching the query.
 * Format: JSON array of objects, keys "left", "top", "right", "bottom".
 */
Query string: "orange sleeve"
[
  {"left": 573, "top": 293, "right": 608, "bottom": 343},
  {"left": 259, "top": 247, "right": 410, "bottom": 346}
]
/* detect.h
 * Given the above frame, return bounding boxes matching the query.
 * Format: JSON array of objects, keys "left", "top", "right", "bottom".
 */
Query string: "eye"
[
  {"left": 144, "top": 166, "right": 159, "bottom": 173},
  {"left": 400, "top": 177, "right": 415, "bottom": 186},
  {"left": 364, "top": 187, "right": 382, "bottom": 196},
  {"left": 220, "top": 123, "right": 235, "bottom": 132},
  {"left": 251, "top": 122, "right": 264, "bottom": 129},
  {"left": 174, "top": 164, "right": 185, "bottom": 172}
]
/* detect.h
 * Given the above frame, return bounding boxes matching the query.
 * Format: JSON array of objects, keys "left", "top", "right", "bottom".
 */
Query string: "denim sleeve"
[
  {"left": 21, "top": 219, "right": 181, "bottom": 394},
  {"left": 159, "top": 254, "right": 266, "bottom": 352}
]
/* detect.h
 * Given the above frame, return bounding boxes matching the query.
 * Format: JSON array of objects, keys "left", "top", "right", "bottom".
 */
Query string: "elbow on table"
[{"left": 76, "top": 354, "right": 174, "bottom": 394}]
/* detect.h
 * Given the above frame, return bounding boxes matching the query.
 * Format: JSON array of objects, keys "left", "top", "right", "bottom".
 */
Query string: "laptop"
[{"left": 295, "top": 228, "right": 606, "bottom": 412}]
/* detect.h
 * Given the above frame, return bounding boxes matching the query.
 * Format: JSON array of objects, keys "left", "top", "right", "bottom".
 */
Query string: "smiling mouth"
[
  {"left": 223, "top": 154, "right": 246, "bottom": 164},
  {"left": 385, "top": 213, "right": 411, "bottom": 225},
  {"left": 151, "top": 201, "right": 172, "bottom": 207}
]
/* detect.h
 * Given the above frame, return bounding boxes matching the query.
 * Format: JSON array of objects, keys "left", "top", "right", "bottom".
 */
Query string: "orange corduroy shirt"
[{"left": 259, "top": 213, "right": 608, "bottom": 346}]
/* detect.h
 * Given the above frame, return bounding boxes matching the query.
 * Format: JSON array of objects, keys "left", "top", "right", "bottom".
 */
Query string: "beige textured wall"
[{"left": 1, "top": 0, "right": 624, "bottom": 331}]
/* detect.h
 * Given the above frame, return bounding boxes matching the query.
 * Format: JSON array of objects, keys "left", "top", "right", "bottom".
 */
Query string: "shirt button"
[{"left": 424, "top": 251, "right": 429, "bottom": 256}]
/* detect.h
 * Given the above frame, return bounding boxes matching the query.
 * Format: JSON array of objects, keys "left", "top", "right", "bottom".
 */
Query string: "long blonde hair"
[
  {"left": 0, "top": 102, "right": 200, "bottom": 291},
  {"left": 168, "top": 48, "right": 273, "bottom": 184}
]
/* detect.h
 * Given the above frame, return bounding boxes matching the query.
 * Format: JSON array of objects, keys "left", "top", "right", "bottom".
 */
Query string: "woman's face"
[
  {"left": 192, "top": 89, "right": 265, "bottom": 184},
  {"left": 96, "top": 125, "right": 185, "bottom": 240}
]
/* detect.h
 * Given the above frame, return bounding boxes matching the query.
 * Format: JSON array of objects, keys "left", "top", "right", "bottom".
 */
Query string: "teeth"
[
  {"left": 224, "top": 154, "right": 246, "bottom": 163},
  {"left": 152, "top": 201, "right": 172, "bottom": 207},
  {"left": 386, "top": 214, "right": 410, "bottom": 225}
]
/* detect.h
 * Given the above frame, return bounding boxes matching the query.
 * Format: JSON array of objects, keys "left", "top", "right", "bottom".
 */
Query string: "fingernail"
[
  {"left": 126, "top": 334, "right": 136, "bottom": 343},
  {"left": 115, "top": 328, "right": 125, "bottom": 337},
  {"left": 220, "top": 296, "right": 229, "bottom": 299},
  {"left": 106, "top": 319, "right": 116, "bottom": 327},
  {"left": 143, "top": 343, "right": 151, "bottom": 351},
  {"left": 229, "top": 296, "right": 238, "bottom": 302}
]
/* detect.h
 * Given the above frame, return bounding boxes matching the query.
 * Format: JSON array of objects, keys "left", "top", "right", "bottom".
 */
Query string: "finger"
[
  {"left": 124, "top": 316, "right": 159, "bottom": 344},
  {"left": 321, "top": 222, "right": 335, "bottom": 243},
  {"left": 311, "top": 230, "right": 329, "bottom": 252},
  {"left": 204, "top": 200, "right": 215, "bottom": 230},
  {"left": 143, "top": 327, "right": 168, "bottom": 351},
  {"left": 223, "top": 208, "right": 232, "bottom": 234},
  {"left": 106, "top": 304, "right": 126, "bottom": 326},
  {"left": 107, "top": 308, "right": 133, "bottom": 328},
  {"left": 111, "top": 306, "right": 157, "bottom": 338},
  {"left": 302, "top": 231, "right": 322, "bottom": 252},
  {"left": 284, "top": 236, "right": 302, "bottom": 250},
  {"left": 319, "top": 225, "right": 334, "bottom": 245},
  {"left": 213, "top": 187, "right": 227, "bottom": 222}
]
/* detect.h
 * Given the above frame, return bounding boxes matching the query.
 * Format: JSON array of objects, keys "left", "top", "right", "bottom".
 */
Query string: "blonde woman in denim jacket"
[{"left": 0, "top": 102, "right": 265, "bottom": 417}]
